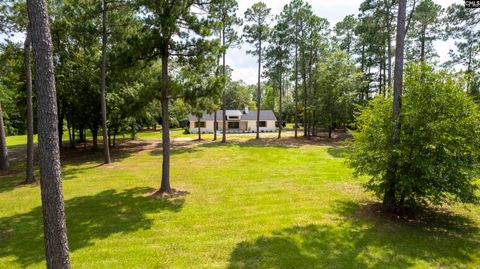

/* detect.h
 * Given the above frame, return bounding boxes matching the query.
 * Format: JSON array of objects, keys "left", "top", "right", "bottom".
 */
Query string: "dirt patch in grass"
[{"left": 148, "top": 188, "right": 190, "bottom": 199}]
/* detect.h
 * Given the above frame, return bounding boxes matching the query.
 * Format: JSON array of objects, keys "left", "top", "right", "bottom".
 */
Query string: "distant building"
[{"left": 188, "top": 108, "right": 277, "bottom": 134}]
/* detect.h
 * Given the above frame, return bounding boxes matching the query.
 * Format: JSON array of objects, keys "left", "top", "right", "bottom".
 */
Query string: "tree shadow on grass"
[
  {"left": 0, "top": 141, "right": 154, "bottom": 192},
  {"left": 326, "top": 145, "right": 352, "bottom": 158},
  {"left": 0, "top": 187, "right": 185, "bottom": 267},
  {"left": 228, "top": 200, "right": 479, "bottom": 269}
]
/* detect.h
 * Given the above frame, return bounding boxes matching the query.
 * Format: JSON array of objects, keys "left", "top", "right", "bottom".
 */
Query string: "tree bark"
[
  {"left": 27, "top": 0, "right": 71, "bottom": 267},
  {"left": 214, "top": 34, "right": 220, "bottom": 142},
  {"left": 100, "top": 0, "right": 111, "bottom": 164},
  {"left": 213, "top": 110, "right": 217, "bottom": 141},
  {"left": 25, "top": 30, "right": 35, "bottom": 183},
  {"left": 58, "top": 103, "right": 65, "bottom": 148},
  {"left": 256, "top": 31, "right": 262, "bottom": 140},
  {"left": 222, "top": 27, "right": 227, "bottom": 143},
  {"left": 302, "top": 51, "right": 307, "bottom": 137},
  {"left": 197, "top": 118, "right": 201, "bottom": 141},
  {"left": 294, "top": 28, "right": 299, "bottom": 139},
  {"left": 384, "top": 0, "right": 392, "bottom": 88},
  {"left": 160, "top": 43, "right": 172, "bottom": 193},
  {"left": 278, "top": 72, "right": 283, "bottom": 139},
  {"left": 384, "top": 0, "right": 407, "bottom": 211},
  {"left": 0, "top": 102, "right": 8, "bottom": 175}
]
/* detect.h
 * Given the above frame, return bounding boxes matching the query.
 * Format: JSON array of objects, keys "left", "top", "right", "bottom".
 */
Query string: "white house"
[{"left": 188, "top": 108, "right": 277, "bottom": 134}]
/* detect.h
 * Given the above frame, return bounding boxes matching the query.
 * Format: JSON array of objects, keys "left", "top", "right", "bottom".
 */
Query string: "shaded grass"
[
  {"left": 229, "top": 201, "right": 479, "bottom": 269},
  {"left": 0, "top": 132, "right": 479, "bottom": 268}
]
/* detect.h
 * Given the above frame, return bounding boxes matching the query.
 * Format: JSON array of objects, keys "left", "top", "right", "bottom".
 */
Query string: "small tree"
[{"left": 349, "top": 64, "right": 480, "bottom": 207}]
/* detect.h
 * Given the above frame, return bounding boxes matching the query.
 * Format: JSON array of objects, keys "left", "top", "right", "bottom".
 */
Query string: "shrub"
[{"left": 348, "top": 64, "right": 480, "bottom": 207}]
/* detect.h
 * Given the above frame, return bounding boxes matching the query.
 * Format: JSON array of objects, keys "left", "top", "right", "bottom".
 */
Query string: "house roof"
[{"left": 188, "top": 110, "right": 277, "bottom": 121}]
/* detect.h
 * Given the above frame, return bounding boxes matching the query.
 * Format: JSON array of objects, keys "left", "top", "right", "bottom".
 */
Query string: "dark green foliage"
[
  {"left": 0, "top": 42, "right": 28, "bottom": 135},
  {"left": 349, "top": 64, "right": 480, "bottom": 206},
  {"left": 316, "top": 50, "right": 366, "bottom": 135}
]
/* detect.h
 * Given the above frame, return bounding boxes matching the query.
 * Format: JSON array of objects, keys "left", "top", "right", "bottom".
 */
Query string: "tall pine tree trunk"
[
  {"left": 214, "top": 34, "right": 221, "bottom": 142},
  {"left": 0, "top": 102, "right": 8, "bottom": 175},
  {"left": 384, "top": 0, "right": 392, "bottom": 88},
  {"left": 160, "top": 43, "right": 172, "bottom": 193},
  {"left": 302, "top": 53, "right": 307, "bottom": 137},
  {"left": 256, "top": 34, "right": 261, "bottom": 140},
  {"left": 278, "top": 72, "right": 283, "bottom": 139},
  {"left": 384, "top": 0, "right": 407, "bottom": 211},
  {"left": 57, "top": 101, "right": 63, "bottom": 148},
  {"left": 222, "top": 28, "right": 227, "bottom": 143},
  {"left": 294, "top": 35, "right": 299, "bottom": 139},
  {"left": 25, "top": 30, "right": 35, "bottom": 183},
  {"left": 100, "top": 0, "right": 111, "bottom": 164},
  {"left": 27, "top": 0, "right": 71, "bottom": 267}
]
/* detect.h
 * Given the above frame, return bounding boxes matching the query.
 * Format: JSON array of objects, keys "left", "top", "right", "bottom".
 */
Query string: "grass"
[{"left": 1, "top": 132, "right": 479, "bottom": 268}]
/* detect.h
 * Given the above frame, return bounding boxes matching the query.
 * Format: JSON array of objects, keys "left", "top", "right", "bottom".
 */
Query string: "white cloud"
[{"left": 229, "top": 0, "right": 460, "bottom": 85}]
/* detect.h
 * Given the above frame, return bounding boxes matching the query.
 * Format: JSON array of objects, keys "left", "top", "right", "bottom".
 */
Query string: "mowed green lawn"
[{"left": 0, "top": 132, "right": 479, "bottom": 268}]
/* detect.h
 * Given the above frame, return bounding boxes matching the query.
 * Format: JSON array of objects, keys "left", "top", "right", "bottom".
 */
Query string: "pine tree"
[
  {"left": 243, "top": 2, "right": 271, "bottom": 140},
  {"left": 27, "top": 0, "right": 71, "bottom": 266},
  {"left": 384, "top": 0, "right": 407, "bottom": 211},
  {"left": 209, "top": 0, "right": 242, "bottom": 143}
]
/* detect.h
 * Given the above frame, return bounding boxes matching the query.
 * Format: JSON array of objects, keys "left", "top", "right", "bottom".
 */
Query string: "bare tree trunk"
[
  {"left": 302, "top": 55, "right": 307, "bottom": 137},
  {"left": 25, "top": 30, "right": 35, "bottom": 183},
  {"left": 160, "top": 43, "right": 172, "bottom": 193},
  {"left": 256, "top": 33, "right": 262, "bottom": 140},
  {"left": 384, "top": 0, "right": 407, "bottom": 211},
  {"left": 27, "top": 0, "right": 71, "bottom": 267},
  {"left": 384, "top": 0, "right": 392, "bottom": 88},
  {"left": 294, "top": 35, "right": 299, "bottom": 139},
  {"left": 197, "top": 119, "right": 201, "bottom": 141},
  {"left": 213, "top": 110, "right": 217, "bottom": 141},
  {"left": 222, "top": 28, "right": 227, "bottom": 143},
  {"left": 383, "top": 55, "right": 387, "bottom": 96},
  {"left": 0, "top": 102, "right": 8, "bottom": 175},
  {"left": 379, "top": 62, "right": 383, "bottom": 96},
  {"left": 100, "top": 0, "right": 111, "bottom": 164},
  {"left": 58, "top": 104, "right": 64, "bottom": 148},
  {"left": 113, "top": 129, "right": 117, "bottom": 147},
  {"left": 278, "top": 72, "right": 283, "bottom": 139}
]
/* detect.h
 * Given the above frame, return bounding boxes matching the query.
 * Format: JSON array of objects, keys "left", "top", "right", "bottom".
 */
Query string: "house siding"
[
  {"left": 188, "top": 110, "right": 277, "bottom": 134},
  {"left": 190, "top": 120, "right": 275, "bottom": 134}
]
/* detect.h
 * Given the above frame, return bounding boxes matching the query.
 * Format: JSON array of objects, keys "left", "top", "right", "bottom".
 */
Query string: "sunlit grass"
[{"left": 0, "top": 132, "right": 479, "bottom": 268}]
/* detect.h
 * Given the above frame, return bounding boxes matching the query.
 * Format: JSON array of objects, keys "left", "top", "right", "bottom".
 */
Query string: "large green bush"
[{"left": 349, "top": 64, "right": 480, "bottom": 206}]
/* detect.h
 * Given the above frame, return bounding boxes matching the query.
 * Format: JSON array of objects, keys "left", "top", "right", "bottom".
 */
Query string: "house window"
[
  {"left": 228, "top": 122, "right": 239, "bottom": 129},
  {"left": 229, "top": 116, "right": 239, "bottom": 120},
  {"left": 258, "top": 121, "right": 267, "bottom": 127},
  {"left": 194, "top": 121, "right": 206, "bottom": 128}
]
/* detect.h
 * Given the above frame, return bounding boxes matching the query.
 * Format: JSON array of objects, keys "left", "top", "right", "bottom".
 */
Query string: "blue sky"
[{"left": 230, "top": 0, "right": 460, "bottom": 84}]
